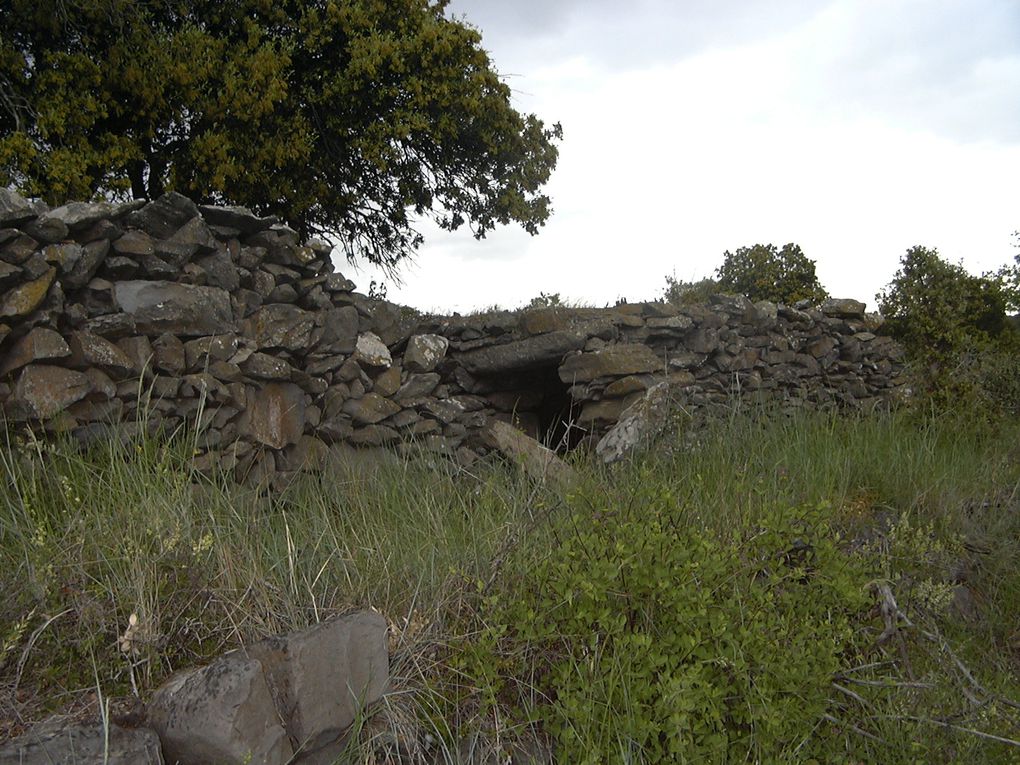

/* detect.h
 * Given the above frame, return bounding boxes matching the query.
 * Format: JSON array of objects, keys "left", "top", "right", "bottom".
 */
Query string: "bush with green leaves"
[
  {"left": 469, "top": 483, "right": 873, "bottom": 763},
  {"left": 877, "top": 245, "right": 1019, "bottom": 415},
  {"left": 661, "top": 274, "right": 720, "bottom": 306},
  {"left": 715, "top": 243, "right": 828, "bottom": 305}
]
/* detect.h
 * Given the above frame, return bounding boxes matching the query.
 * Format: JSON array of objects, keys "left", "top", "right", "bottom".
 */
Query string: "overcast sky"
[{"left": 348, "top": 0, "right": 1020, "bottom": 313}]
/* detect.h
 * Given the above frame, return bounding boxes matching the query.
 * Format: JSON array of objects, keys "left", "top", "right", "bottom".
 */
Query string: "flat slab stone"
[
  {"left": 0, "top": 267, "right": 55, "bottom": 319},
  {"left": 0, "top": 327, "right": 71, "bottom": 376},
  {"left": 242, "top": 382, "right": 306, "bottom": 449},
  {"left": 113, "top": 280, "right": 234, "bottom": 336},
  {"left": 404, "top": 334, "right": 448, "bottom": 372},
  {"left": 199, "top": 204, "right": 279, "bottom": 234},
  {"left": 458, "top": 330, "right": 586, "bottom": 375},
  {"left": 558, "top": 343, "right": 663, "bottom": 383}
]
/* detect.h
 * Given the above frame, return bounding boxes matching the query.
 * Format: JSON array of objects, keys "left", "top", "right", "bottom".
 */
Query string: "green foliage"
[
  {"left": 525, "top": 291, "right": 562, "bottom": 309},
  {"left": 661, "top": 274, "right": 719, "bottom": 306},
  {"left": 715, "top": 243, "right": 828, "bottom": 305},
  {"left": 876, "top": 246, "right": 1019, "bottom": 415},
  {"left": 0, "top": 0, "right": 561, "bottom": 268},
  {"left": 472, "top": 485, "right": 872, "bottom": 762}
]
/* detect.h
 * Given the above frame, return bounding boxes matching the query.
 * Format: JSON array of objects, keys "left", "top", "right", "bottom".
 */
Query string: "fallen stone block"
[{"left": 0, "top": 715, "right": 164, "bottom": 765}]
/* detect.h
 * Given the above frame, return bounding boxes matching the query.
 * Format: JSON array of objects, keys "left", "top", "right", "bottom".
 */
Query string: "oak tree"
[{"left": 0, "top": 0, "right": 562, "bottom": 267}]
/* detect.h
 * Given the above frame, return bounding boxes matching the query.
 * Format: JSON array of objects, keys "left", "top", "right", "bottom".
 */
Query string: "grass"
[{"left": 1, "top": 406, "right": 1018, "bottom": 761}]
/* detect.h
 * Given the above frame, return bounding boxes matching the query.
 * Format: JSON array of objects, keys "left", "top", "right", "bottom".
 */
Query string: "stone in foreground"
[
  {"left": 147, "top": 652, "right": 294, "bottom": 765},
  {"left": 0, "top": 716, "right": 164, "bottom": 765},
  {"left": 596, "top": 382, "right": 673, "bottom": 464}
]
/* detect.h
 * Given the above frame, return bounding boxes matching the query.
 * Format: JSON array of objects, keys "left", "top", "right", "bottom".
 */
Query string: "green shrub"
[
  {"left": 471, "top": 484, "right": 872, "bottom": 763},
  {"left": 715, "top": 243, "right": 828, "bottom": 305},
  {"left": 661, "top": 274, "right": 719, "bottom": 306}
]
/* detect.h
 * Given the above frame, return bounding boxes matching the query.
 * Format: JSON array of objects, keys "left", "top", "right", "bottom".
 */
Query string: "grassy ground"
[{"left": 1, "top": 406, "right": 1018, "bottom": 762}]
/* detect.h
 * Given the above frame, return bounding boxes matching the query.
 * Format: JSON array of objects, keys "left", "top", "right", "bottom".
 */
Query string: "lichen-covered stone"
[{"left": 0, "top": 266, "right": 54, "bottom": 318}]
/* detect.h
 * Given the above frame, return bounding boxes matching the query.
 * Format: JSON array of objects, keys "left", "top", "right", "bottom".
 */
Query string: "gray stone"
[
  {"left": 196, "top": 250, "right": 241, "bottom": 291},
  {"left": 372, "top": 364, "right": 402, "bottom": 397},
  {"left": 65, "top": 239, "right": 109, "bottom": 289},
  {"left": 1, "top": 232, "right": 38, "bottom": 264},
  {"left": 821, "top": 298, "right": 866, "bottom": 319},
  {"left": 459, "top": 330, "right": 587, "bottom": 375},
  {"left": 124, "top": 192, "right": 200, "bottom": 238},
  {"left": 404, "top": 334, "right": 449, "bottom": 372},
  {"left": 42, "top": 242, "right": 82, "bottom": 274},
  {"left": 343, "top": 392, "right": 401, "bottom": 424},
  {"left": 0, "top": 716, "right": 163, "bottom": 765},
  {"left": 484, "top": 419, "right": 578, "bottom": 488},
  {"left": 199, "top": 204, "right": 279, "bottom": 234},
  {"left": 393, "top": 372, "right": 440, "bottom": 403},
  {"left": 0, "top": 188, "right": 38, "bottom": 226},
  {"left": 169, "top": 215, "right": 219, "bottom": 256},
  {"left": 559, "top": 344, "right": 663, "bottom": 383},
  {"left": 349, "top": 424, "right": 400, "bottom": 446},
  {"left": 242, "top": 352, "right": 296, "bottom": 380},
  {"left": 153, "top": 332, "right": 186, "bottom": 375},
  {"left": 317, "top": 306, "right": 360, "bottom": 353},
  {"left": 245, "top": 304, "right": 316, "bottom": 351},
  {"left": 184, "top": 334, "right": 239, "bottom": 369},
  {"left": 148, "top": 652, "right": 293, "bottom": 765},
  {"left": 247, "top": 611, "right": 389, "bottom": 757},
  {"left": 596, "top": 383, "right": 673, "bottom": 464},
  {"left": 9, "top": 364, "right": 92, "bottom": 419},
  {"left": 42, "top": 199, "right": 145, "bottom": 231},
  {"left": 0, "top": 259, "right": 19, "bottom": 289},
  {"left": 112, "top": 229, "right": 155, "bottom": 257},
  {"left": 114, "top": 280, "right": 234, "bottom": 336},
  {"left": 24, "top": 214, "right": 68, "bottom": 244},
  {"left": 354, "top": 332, "right": 392, "bottom": 368},
  {"left": 0, "top": 327, "right": 71, "bottom": 376}
]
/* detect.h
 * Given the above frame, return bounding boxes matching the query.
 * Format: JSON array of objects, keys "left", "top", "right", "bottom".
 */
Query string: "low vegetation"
[{"left": 2, "top": 404, "right": 1018, "bottom": 762}]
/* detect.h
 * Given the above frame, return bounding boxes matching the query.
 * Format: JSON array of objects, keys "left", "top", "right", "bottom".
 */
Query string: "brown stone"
[
  {"left": 484, "top": 419, "right": 578, "bottom": 488},
  {"left": 245, "top": 304, "right": 316, "bottom": 351},
  {"left": 243, "top": 382, "right": 306, "bottom": 449},
  {"left": 152, "top": 333, "right": 186, "bottom": 375},
  {"left": 372, "top": 364, "right": 402, "bottom": 397},
  {"left": 113, "top": 280, "right": 234, "bottom": 336},
  {"left": 342, "top": 392, "right": 401, "bottom": 425}
]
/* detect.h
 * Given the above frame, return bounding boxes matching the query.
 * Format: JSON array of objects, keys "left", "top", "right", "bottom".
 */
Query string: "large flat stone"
[
  {"left": 0, "top": 267, "right": 55, "bottom": 319},
  {"left": 245, "top": 304, "right": 316, "bottom": 351},
  {"left": 558, "top": 343, "right": 663, "bottom": 383},
  {"left": 113, "top": 280, "right": 234, "bottom": 336},
  {"left": 148, "top": 652, "right": 293, "bottom": 765},
  {"left": 124, "top": 192, "right": 200, "bottom": 238},
  {"left": 0, "top": 327, "right": 70, "bottom": 376},
  {"left": 458, "top": 330, "right": 586, "bottom": 375}
]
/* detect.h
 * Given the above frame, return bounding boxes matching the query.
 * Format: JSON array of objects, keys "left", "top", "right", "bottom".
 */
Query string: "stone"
[
  {"left": 317, "top": 306, "right": 360, "bottom": 354},
  {"left": 372, "top": 364, "right": 402, "bottom": 397},
  {"left": 246, "top": 611, "right": 388, "bottom": 757},
  {"left": 0, "top": 266, "right": 54, "bottom": 318},
  {"left": 199, "top": 204, "right": 279, "bottom": 234},
  {"left": 42, "top": 199, "right": 145, "bottom": 231},
  {"left": 1, "top": 233, "right": 39, "bottom": 264},
  {"left": 85, "top": 312, "right": 137, "bottom": 339},
  {"left": 353, "top": 332, "right": 392, "bottom": 368},
  {"left": 596, "top": 382, "right": 674, "bottom": 464},
  {"left": 242, "top": 382, "right": 306, "bottom": 449},
  {"left": 0, "top": 327, "right": 71, "bottom": 376},
  {"left": 578, "top": 394, "right": 642, "bottom": 426},
  {"left": 0, "top": 259, "right": 19, "bottom": 289},
  {"left": 184, "top": 334, "right": 240, "bottom": 369},
  {"left": 484, "top": 419, "right": 578, "bottom": 488},
  {"left": 349, "top": 424, "right": 399, "bottom": 446},
  {"left": 196, "top": 250, "right": 241, "bottom": 291},
  {"left": 169, "top": 215, "right": 219, "bottom": 256},
  {"left": 604, "top": 375, "right": 649, "bottom": 397},
  {"left": 124, "top": 192, "right": 200, "bottom": 238},
  {"left": 343, "top": 392, "right": 401, "bottom": 424},
  {"left": 278, "top": 435, "right": 330, "bottom": 472},
  {"left": 0, "top": 188, "right": 38, "bottom": 226},
  {"left": 245, "top": 304, "right": 316, "bottom": 351},
  {"left": 113, "top": 280, "right": 234, "bottom": 336},
  {"left": 147, "top": 651, "right": 293, "bottom": 765},
  {"left": 404, "top": 334, "right": 449, "bottom": 372},
  {"left": 393, "top": 373, "right": 440, "bottom": 403},
  {"left": 520, "top": 308, "right": 570, "bottom": 335},
  {"left": 65, "top": 239, "right": 110, "bottom": 289},
  {"left": 459, "top": 330, "right": 587, "bottom": 375},
  {"left": 242, "top": 352, "right": 296, "bottom": 380},
  {"left": 9, "top": 364, "right": 92, "bottom": 419},
  {"left": 24, "top": 214, "right": 69, "bottom": 244},
  {"left": 42, "top": 242, "right": 82, "bottom": 274},
  {"left": 0, "top": 716, "right": 164, "bottom": 764},
  {"left": 820, "top": 298, "right": 866, "bottom": 319},
  {"left": 558, "top": 343, "right": 662, "bottom": 383},
  {"left": 111, "top": 229, "right": 155, "bottom": 257},
  {"left": 117, "top": 335, "right": 155, "bottom": 375},
  {"left": 153, "top": 332, "right": 186, "bottom": 375}
]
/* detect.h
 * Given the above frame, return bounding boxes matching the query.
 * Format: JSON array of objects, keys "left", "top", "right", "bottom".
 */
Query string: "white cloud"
[{"left": 344, "top": 1, "right": 1020, "bottom": 313}]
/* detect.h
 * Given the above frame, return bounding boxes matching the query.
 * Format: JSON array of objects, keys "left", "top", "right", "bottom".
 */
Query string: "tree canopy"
[
  {"left": 715, "top": 243, "right": 828, "bottom": 305},
  {"left": 0, "top": 0, "right": 562, "bottom": 267}
]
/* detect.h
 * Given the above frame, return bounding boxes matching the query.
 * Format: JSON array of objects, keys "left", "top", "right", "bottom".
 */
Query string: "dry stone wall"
[{"left": 0, "top": 189, "right": 907, "bottom": 479}]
